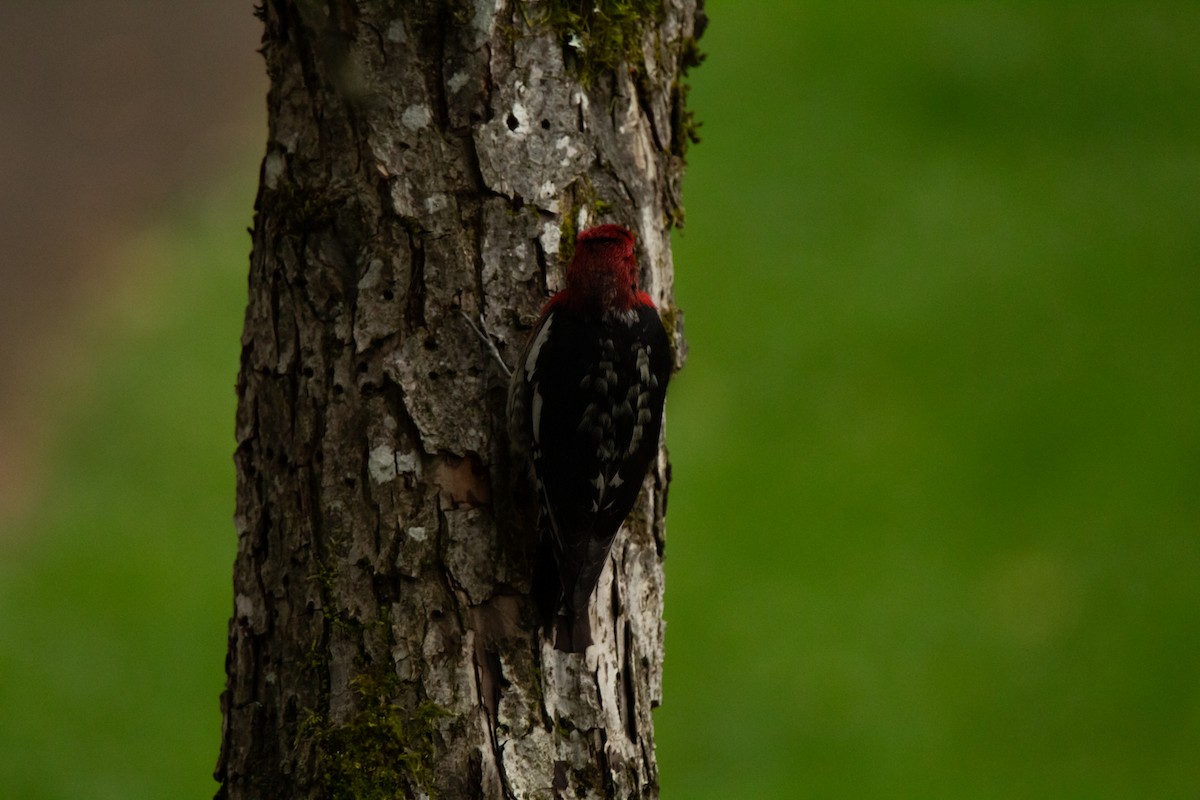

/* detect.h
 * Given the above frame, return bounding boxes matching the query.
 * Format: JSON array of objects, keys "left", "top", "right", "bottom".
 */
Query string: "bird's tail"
[{"left": 534, "top": 542, "right": 593, "bottom": 653}]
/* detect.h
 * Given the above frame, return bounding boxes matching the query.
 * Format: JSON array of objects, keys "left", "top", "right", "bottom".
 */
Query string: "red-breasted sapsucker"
[{"left": 508, "top": 224, "right": 672, "bottom": 653}]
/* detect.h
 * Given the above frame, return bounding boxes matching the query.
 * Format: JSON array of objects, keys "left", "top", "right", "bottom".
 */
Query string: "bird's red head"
[{"left": 560, "top": 224, "right": 650, "bottom": 313}]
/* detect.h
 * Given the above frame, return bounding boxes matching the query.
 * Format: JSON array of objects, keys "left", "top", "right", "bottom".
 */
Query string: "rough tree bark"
[{"left": 216, "top": 1, "right": 702, "bottom": 797}]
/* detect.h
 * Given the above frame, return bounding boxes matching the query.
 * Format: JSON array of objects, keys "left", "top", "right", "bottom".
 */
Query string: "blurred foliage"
[
  {"left": 0, "top": 175, "right": 251, "bottom": 798},
  {"left": 660, "top": 2, "right": 1200, "bottom": 798},
  {"left": 1, "top": 2, "right": 1198, "bottom": 798}
]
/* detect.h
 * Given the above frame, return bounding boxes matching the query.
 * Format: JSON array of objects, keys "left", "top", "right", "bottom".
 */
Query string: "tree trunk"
[{"left": 216, "top": 1, "right": 702, "bottom": 797}]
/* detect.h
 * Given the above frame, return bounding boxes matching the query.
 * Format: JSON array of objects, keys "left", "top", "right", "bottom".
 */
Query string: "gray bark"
[{"left": 216, "top": 2, "right": 700, "bottom": 797}]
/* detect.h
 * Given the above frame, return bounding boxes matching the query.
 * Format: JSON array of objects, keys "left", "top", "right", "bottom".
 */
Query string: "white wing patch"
[
  {"left": 524, "top": 314, "right": 554, "bottom": 447},
  {"left": 524, "top": 313, "right": 554, "bottom": 377},
  {"left": 531, "top": 386, "right": 545, "bottom": 446}
]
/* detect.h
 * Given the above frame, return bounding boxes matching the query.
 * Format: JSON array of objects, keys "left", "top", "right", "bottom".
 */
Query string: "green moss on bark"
[
  {"left": 307, "top": 674, "right": 451, "bottom": 800},
  {"left": 540, "top": 0, "right": 662, "bottom": 84}
]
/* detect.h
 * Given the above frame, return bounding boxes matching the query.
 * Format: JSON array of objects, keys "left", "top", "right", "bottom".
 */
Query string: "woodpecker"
[{"left": 508, "top": 224, "right": 672, "bottom": 653}]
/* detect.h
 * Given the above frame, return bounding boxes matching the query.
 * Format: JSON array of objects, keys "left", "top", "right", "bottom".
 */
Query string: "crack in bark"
[
  {"left": 403, "top": 228, "right": 427, "bottom": 329},
  {"left": 631, "top": 70, "right": 665, "bottom": 154},
  {"left": 622, "top": 621, "right": 638, "bottom": 745}
]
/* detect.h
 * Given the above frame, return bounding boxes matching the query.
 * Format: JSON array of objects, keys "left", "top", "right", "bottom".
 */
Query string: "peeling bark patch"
[
  {"left": 473, "top": 39, "right": 590, "bottom": 209},
  {"left": 386, "top": 334, "right": 490, "bottom": 455},
  {"left": 432, "top": 450, "right": 491, "bottom": 508},
  {"left": 445, "top": 508, "right": 498, "bottom": 605},
  {"left": 422, "top": 619, "right": 476, "bottom": 713}
]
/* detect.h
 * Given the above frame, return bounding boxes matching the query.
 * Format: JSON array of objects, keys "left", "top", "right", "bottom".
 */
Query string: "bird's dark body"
[
  {"left": 528, "top": 305, "right": 670, "bottom": 648},
  {"left": 508, "top": 224, "right": 672, "bottom": 652}
]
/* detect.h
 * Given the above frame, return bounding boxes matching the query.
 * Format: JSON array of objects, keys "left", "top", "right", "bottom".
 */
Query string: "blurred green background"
[{"left": 2, "top": 2, "right": 1198, "bottom": 798}]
